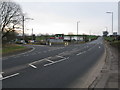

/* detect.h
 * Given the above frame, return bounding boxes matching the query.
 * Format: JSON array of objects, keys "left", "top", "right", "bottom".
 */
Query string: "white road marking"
[
  {"left": 2, "top": 57, "right": 8, "bottom": 60},
  {"left": 56, "top": 55, "right": 64, "bottom": 58},
  {"left": 0, "top": 72, "right": 4, "bottom": 74},
  {"left": 45, "top": 59, "right": 55, "bottom": 63},
  {"left": 0, "top": 74, "right": 3, "bottom": 79},
  {"left": 44, "top": 57, "right": 69, "bottom": 67},
  {"left": 99, "top": 46, "right": 101, "bottom": 48},
  {"left": 0, "top": 73, "right": 19, "bottom": 80},
  {"left": 82, "top": 51, "right": 86, "bottom": 53},
  {"left": 29, "top": 58, "right": 45, "bottom": 65},
  {"left": 29, "top": 64, "right": 37, "bottom": 69},
  {"left": 76, "top": 52, "right": 82, "bottom": 56}
]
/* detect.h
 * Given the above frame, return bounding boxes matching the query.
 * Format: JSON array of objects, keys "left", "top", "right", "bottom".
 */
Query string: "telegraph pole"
[{"left": 22, "top": 15, "right": 25, "bottom": 41}]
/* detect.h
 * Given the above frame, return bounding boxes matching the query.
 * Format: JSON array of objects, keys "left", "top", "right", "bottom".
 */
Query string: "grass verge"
[{"left": 2, "top": 44, "right": 27, "bottom": 55}]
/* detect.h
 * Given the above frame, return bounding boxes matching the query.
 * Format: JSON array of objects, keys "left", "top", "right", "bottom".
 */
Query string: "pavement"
[
  {"left": 89, "top": 40, "right": 119, "bottom": 89},
  {"left": 1, "top": 37, "right": 106, "bottom": 88}
]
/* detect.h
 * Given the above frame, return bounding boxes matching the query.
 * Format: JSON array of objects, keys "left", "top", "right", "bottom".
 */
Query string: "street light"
[
  {"left": 22, "top": 15, "right": 34, "bottom": 41},
  {"left": 77, "top": 21, "right": 80, "bottom": 43},
  {"left": 106, "top": 11, "right": 113, "bottom": 35}
]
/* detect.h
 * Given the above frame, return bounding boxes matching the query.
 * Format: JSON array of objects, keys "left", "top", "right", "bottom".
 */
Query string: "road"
[{"left": 2, "top": 37, "right": 105, "bottom": 88}]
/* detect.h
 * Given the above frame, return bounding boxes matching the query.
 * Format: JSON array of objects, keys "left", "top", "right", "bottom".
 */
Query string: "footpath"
[{"left": 89, "top": 41, "right": 119, "bottom": 89}]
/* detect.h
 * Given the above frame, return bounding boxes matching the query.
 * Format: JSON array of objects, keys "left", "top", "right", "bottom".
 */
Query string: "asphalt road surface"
[{"left": 2, "top": 37, "right": 105, "bottom": 88}]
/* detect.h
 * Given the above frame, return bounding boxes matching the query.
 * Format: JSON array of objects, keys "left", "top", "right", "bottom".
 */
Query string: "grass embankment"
[
  {"left": 104, "top": 36, "right": 120, "bottom": 51},
  {"left": 2, "top": 44, "right": 27, "bottom": 55}
]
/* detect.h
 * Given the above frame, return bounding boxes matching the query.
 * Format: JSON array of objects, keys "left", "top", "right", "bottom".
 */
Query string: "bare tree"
[{"left": 0, "top": 0, "right": 23, "bottom": 39}]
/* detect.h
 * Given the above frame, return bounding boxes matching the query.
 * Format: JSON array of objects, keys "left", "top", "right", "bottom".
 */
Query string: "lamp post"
[
  {"left": 106, "top": 12, "right": 113, "bottom": 35},
  {"left": 77, "top": 21, "right": 80, "bottom": 43}
]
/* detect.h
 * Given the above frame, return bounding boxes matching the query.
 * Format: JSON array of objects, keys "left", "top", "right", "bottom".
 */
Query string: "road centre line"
[{"left": 0, "top": 73, "right": 19, "bottom": 80}]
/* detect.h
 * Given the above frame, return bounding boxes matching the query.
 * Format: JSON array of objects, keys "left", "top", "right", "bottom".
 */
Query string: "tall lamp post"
[
  {"left": 77, "top": 21, "right": 80, "bottom": 43},
  {"left": 22, "top": 15, "right": 34, "bottom": 42},
  {"left": 106, "top": 11, "right": 113, "bottom": 35}
]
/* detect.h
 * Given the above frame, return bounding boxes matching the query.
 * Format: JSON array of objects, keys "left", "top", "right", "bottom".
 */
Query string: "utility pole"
[
  {"left": 22, "top": 15, "right": 34, "bottom": 42},
  {"left": 22, "top": 15, "right": 25, "bottom": 41}
]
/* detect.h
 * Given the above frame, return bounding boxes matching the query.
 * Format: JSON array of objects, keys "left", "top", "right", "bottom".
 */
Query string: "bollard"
[{"left": 49, "top": 42, "right": 51, "bottom": 46}]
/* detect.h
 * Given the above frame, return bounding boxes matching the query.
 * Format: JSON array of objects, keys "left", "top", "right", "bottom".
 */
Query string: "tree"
[{"left": 0, "top": 0, "right": 23, "bottom": 39}]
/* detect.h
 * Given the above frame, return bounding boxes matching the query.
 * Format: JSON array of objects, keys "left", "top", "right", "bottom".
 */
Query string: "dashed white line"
[
  {"left": 56, "top": 55, "right": 64, "bottom": 58},
  {"left": 0, "top": 73, "right": 19, "bottom": 80},
  {"left": 29, "top": 64, "right": 37, "bottom": 69},
  {"left": 76, "top": 52, "right": 82, "bottom": 56}
]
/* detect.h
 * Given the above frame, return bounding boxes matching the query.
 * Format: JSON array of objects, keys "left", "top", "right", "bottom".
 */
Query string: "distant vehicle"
[
  {"left": 16, "top": 40, "right": 26, "bottom": 44},
  {"left": 29, "top": 40, "right": 35, "bottom": 43}
]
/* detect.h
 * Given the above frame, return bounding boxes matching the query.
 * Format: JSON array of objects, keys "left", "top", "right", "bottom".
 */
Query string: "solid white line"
[
  {"left": 29, "top": 64, "right": 37, "bottom": 69},
  {"left": 0, "top": 73, "right": 19, "bottom": 80}
]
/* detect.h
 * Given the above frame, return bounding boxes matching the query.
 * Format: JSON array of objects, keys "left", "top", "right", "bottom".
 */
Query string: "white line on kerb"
[
  {"left": 29, "top": 64, "right": 37, "bottom": 69},
  {"left": 0, "top": 73, "right": 19, "bottom": 80}
]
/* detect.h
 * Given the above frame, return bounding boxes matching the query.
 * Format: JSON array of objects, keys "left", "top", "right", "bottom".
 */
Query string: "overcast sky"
[{"left": 15, "top": 0, "right": 118, "bottom": 36}]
